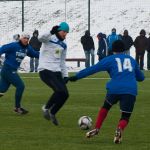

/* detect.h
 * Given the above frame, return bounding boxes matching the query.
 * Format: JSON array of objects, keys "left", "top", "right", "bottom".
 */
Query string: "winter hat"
[
  {"left": 58, "top": 22, "right": 69, "bottom": 33},
  {"left": 124, "top": 30, "right": 128, "bottom": 35},
  {"left": 140, "top": 29, "right": 146, "bottom": 35},
  {"left": 97, "top": 32, "right": 103, "bottom": 38},
  {"left": 112, "top": 28, "right": 116, "bottom": 33},
  {"left": 21, "top": 32, "right": 30, "bottom": 39},
  {"left": 85, "top": 30, "right": 90, "bottom": 36},
  {"left": 13, "top": 34, "right": 20, "bottom": 40},
  {"left": 112, "top": 40, "right": 125, "bottom": 52},
  {"left": 33, "top": 30, "right": 39, "bottom": 35}
]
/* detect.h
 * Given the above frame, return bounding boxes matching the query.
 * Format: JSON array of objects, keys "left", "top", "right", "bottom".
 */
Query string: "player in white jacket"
[{"left": 38, "top": 22, "right": 70, "bottom": 125}]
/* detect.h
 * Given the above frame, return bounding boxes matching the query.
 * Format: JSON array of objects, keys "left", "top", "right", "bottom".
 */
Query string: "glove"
[
  {"left": 50, "top": 25, "right": 59, "bottom": 35},
  {"left": 68, "top": 76, "right": 78, "bottom": 82},
  {"left": 64, "top": 77, "right": 69, "bottom": 84}
]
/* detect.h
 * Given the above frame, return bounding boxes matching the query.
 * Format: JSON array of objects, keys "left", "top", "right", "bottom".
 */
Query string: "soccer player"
[
  {"left": 0, "top": 33, "right": 39, "bottom": 114},
  {"left": 38, "top": 22, "right": 69, "bottom": 126},
  {"left": 67, "top": 40, "right": 145, "bottom": 143}
]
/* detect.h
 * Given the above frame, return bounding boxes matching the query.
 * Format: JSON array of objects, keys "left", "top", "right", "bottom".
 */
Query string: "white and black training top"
[{"left": 38, "top": 31, "right": 68, "bottom": 77}]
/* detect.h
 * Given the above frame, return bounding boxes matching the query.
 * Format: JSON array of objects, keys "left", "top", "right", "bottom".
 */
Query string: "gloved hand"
[
  {"left": 68, "top": 76, "right": 78, "bottom": 82},
  {"left": 64, "top": 77, "right": 69, "bottom": 84},
  {"left": 50, "top": 25, "right": 59, "bottom": 35}
]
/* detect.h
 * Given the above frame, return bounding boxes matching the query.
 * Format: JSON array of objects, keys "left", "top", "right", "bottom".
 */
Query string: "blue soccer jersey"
[
  {"left": 0, "top": 42, "right": 39, "bottom": 70},
  {"left": 76, "top": 54, "right": 145, "bottom": 96}
]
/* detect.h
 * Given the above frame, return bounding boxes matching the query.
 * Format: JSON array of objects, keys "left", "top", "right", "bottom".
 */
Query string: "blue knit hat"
[{"left": 58, "top": 22, "right": 69, "bottom": 33}]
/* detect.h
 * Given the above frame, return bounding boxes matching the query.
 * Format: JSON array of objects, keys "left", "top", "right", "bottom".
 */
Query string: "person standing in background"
[
  {"left": 134, "top": 29, "right": 148, "bottom": 70},
  {"left": 29, "top": 30, "right": 42, "bottom": 72},
  {"left": 13, "top": 34, "right": 20, "bottom": 42},
  {"left": 122, "top": 30, "right": 133, "bottom": 55},
  {"left": 97, "top": 32, "right": 107, "bottom": 61},
  {"left": 81, "top": 30, "right": 95, "bottom": 68},
  {"left": 147, "top": 33, "right": 150, "bottom": 70},
  {"left": 107, "top": 28, "right": 120, "bottom": 55}
]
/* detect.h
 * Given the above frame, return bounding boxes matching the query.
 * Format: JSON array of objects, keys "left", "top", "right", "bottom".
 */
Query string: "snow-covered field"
[{"left": 0, "top": 0, "right": 149, "bottom": 70}]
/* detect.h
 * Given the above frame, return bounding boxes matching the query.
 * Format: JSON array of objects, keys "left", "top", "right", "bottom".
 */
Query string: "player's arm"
[
  {"left": 135, "top": 63, "right": 145, "bottom": 82},
  {"left": 38, "top": 26, "right": 59, "bottom": 43},
  {"left": 27, "top": 45, "right": 39, "bottom": 58},
  {"left": 60, "top": 49, "right": 68, "bottom": 78},
  {"left": 68, "top": 58, "right": 109, "bottom": 81},
  {"left": 38, "top": 31, "right": 52, "bottom": 43},
  {"left": 0, "top": 43, "right": 14, "bottom": 55}
]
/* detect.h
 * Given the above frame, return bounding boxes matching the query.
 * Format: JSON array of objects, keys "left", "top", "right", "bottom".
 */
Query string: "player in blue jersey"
[
  {"left": 0, "top": 33, "right": 39, "bottom": 114},
  {"left": 67, "top": 40, "right": 145, "bottom": 143}
]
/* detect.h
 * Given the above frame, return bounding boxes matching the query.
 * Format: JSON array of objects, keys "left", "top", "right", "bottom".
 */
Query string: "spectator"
[
  {"left": 97, "top": 33, "right": 107, "bottom": 61},
  {"left": 81, "top": 30, "right": 95, "bottom": 68},
  {"left": 107, "top": 28, "right": 121, "bottom": 55},
  {"left": 13, "top": 34, "right": 20, "bottom": 42},
  {"left": 147, "top": 33, "right": 150, "bottom": 70},
  {"left": 134, "top": 29, "right": 148, "bottom": 70},
  {"left": 122, "top": 30, "right": 133, "bottom": 55},
  {"left": 29, "top": 30, "right": 42, "bottom": 72}
]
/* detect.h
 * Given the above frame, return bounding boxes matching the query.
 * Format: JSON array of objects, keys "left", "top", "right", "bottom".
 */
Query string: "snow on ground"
[{"left": 0, "top": 0, "right": 150, "bottom": 71}]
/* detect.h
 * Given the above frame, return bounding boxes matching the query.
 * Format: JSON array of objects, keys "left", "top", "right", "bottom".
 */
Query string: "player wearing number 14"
[{"left": 67, "top": 40, "right": 145, "bottom": 143}]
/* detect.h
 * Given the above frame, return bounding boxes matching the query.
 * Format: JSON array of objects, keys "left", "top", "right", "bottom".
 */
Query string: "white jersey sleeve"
[
  {"left": 38, "top": 31, "right": 52, "bottom": 43},
  {"left": 61, "top": 48, "right": 68, "bottom": 77}
]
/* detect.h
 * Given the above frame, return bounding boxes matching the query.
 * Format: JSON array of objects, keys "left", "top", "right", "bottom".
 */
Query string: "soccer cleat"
[
  {"left": 42, "top": 105, "right": 50, "bottom": 120},
  {"left": 86, "top": 128, "right": 99, "bottom": 138},
  {"left": 114, "top": 128, "right": 122, "bottom": 144},
  {"left": 49, "top": 113, "right": 59, "bottom": 126},
  {"left": 14, "top": 107, "right": 29, "bottom": 115}
]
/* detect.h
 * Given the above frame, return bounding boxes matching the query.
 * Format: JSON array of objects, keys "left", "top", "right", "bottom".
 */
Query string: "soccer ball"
[{"left": 78, "top": 116, "right": 92, "bottom": 130}]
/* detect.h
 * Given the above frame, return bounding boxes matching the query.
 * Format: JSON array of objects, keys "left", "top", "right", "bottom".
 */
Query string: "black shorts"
[
  {"left": 106, "top": 94, "right": 136, "bottom": 113},
  {"left": 39, "top": 69, "right": 68, "bottom": 93}
]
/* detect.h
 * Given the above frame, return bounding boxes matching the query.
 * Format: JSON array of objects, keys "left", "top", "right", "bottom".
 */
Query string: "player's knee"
[
  {"left": 57, "top": 90, "right": 69, "bottom": 100},
  {"left": 102, "top": 100, "right": 112, "bottom": 110},
  {"left": 62, "top": 91, "right": 69, "bottom": 100},
  {"left": 120, "top": 112, "right": 131, "bottom": 121},
  {"left": 17, "top": 83, "right": 25, "bottom": 92}
]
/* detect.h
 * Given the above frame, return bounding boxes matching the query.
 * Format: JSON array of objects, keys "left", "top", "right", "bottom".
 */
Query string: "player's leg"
[
  {"left": 0, "top": 78, "right": 10, "bottom": 97},
  {"left": 114, "top": 94, "right": 136, "bottom": 144},
  {"left": 0, "top": 66, "right": 11, "bottom": 97},
  {"left": 8, "top": 72, "right": 27, "bottom": 114},
  {"left": 39, "top": 70, "right": 69, "bottom": 125},
  {"left": 86, "top": 94, "right": 118, "bottom": 138}
]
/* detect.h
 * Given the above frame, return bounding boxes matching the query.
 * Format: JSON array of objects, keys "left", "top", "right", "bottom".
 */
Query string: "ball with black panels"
[{"left": 78, "top": 116, "right": 92, "bottom": 130}]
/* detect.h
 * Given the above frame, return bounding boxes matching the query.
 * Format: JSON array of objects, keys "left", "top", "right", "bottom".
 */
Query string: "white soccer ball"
[{"left": 78, "top": 116, "right": 92, "bottom": 130}]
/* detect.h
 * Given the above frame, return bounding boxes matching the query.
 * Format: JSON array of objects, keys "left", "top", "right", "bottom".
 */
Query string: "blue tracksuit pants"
[{"left": 0, "top": 64, "right": 25, "bottom": 108}]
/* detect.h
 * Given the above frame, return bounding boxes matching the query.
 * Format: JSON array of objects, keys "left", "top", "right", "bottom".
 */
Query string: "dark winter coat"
[
  {"left": 134, "top": 35, "right": 148, "bottom": 53},
  {"left": 97, "top": 33, "right": 107, "bottom": 59},
  {"left": 81, "top": 32, "right": 95, "bottom": 51},
  {"left": 29, "top": 36, "right": 42, "bottom": 51},
  {"left": 122, "top": 35, "right": 133, "bottom": 50}
]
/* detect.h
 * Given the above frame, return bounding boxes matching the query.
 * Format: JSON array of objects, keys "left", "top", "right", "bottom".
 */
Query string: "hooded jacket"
[{"left": 81, "top": 31, "right": 95, "bottom": 51}]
